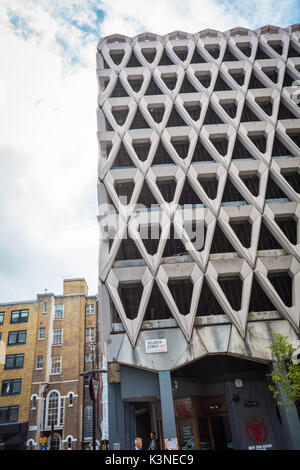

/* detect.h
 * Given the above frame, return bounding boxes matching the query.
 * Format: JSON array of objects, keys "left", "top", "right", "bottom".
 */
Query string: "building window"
[
  {"left": 86, "top": 304, "right": 95, "bottom": 315},
  {"left": 51, "top": 433, "right": 61, "bottom": 450},
  {"left": 5, "top": 353, "right": 24, "bottom": 370},
  {"left": 54, "top": 304, "right": 64, "bottom": 319},
  {"left": 31, "top": 395, "right": 37, "bottom": 409},
  {"left": 36, "top": 355, "right": 43, "bottom": 369},
  {"left": 38, "top": 327, "right": 45, "bottom": 340},
  {"left": 1, "top": 378, "right": 22, "bottom": 396},
  {"left": 47, "top": 391, "right": 59, "bottom": 426},
  {"left": 7, "top": 330, "right": 27, "bottom": 346},
  {"left": 85, "top": 354, "right": 93, "bottom": 362},
  {"left": 68, "top": 393, "right": 74, "bottom": 406},
  {"left": 85, "top": 328, "right": 95, "bottom": 342},
  {"left": 83, "top": 406, "right": 93, "bottom": 441},
  {"left": 0, "top": 312, "right": 4, "bottom": 325},
  {"left": 43, "top": 303, "right": 47, "bottom": 313},
  {"left": 27, "top": 439, "right": 34, "bottom": 450},
  {"left": 10, "top": 309, "right": 29, "bottom": 324},
  {"left": 67, "top": 436, "right": 72, "bottom": 450},
  {"left": 0, "top": 332, "right": 2, "bottom": 341},
  {"left": 0, "top": 405, "right": 19, "bottom": 423},
  {"left": 51, "top": 356, "right": 62, "bottom": 374},
  {"left": 52, "top": 329, "right": 63, "bottom": 346}
]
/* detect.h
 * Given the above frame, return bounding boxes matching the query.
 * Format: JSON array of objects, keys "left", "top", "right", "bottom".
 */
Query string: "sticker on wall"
[{"left": 245, "top": 417, "right": 272, "bottom": 450}]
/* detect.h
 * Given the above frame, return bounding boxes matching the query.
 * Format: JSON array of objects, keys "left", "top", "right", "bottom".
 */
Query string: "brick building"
[{"left": 0, "top": 278, "right": 101, "bottom": 450}]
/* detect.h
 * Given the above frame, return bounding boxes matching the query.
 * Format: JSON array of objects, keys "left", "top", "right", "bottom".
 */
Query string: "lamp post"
[{"left": 80, "top": 368, "right": 107, "bottom": 451}]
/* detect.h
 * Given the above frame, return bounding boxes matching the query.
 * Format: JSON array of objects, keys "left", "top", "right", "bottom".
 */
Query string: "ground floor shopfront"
[{"left": 107, "top": 355, "right": 300, "bottom": 451}]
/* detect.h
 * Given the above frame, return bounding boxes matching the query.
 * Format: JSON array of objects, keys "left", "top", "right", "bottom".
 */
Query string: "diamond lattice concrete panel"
[{"left": 97, "top": 25, "right": 300, "bottom": 346}]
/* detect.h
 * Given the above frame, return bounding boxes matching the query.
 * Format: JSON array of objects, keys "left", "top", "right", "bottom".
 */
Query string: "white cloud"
[{"left": 0, "top": 0, "right": 299, "bottom": 302}]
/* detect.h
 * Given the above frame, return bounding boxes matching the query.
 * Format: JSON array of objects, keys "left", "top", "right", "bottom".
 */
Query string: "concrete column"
[{"left": 158, "top": 371, "right": 177, "bottom": 447}]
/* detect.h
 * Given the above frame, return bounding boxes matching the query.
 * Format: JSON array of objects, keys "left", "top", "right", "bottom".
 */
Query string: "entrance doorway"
[{"left": 133, "top": 402, "right": 152, "bottom": 450}]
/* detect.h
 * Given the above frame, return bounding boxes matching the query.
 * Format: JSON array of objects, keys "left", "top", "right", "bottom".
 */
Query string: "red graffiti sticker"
[{"left": 245, "top": 417, "right": 268, "bottom": 444}]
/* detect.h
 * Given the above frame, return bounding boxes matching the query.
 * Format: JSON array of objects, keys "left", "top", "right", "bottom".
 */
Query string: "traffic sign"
[{"left": 89, "top": 377, "right": 100, "bottom": 402}]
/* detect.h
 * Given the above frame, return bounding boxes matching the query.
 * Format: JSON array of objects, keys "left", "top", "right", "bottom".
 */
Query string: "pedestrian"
[
  {"left": 134, "top": 437, "right": 143, "bottom": 450},
  {"left": 148, "top": 432, "right": 159, "bottom": 450}
]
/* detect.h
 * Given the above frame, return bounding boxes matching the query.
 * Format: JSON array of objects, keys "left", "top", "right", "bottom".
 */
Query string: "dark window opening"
[
  {"left": 275, "top": 216, "right": 297, "bottom": 245},
  {"left": 272, "top": 136, "right": 293, "bottom": 157},
  {"left": 114, "top": 181, "right": 134, "bottom": 201},
  {"left": 152, "top": 142, "right": 175, "bottom": 165},
  {"left": 132, "top": 141, "right": 151, "bottom": 161},
  {"left": 110, "top": 79, "right": 129, "bottom": 98},
  {"left": 115, "top": 237, "right": 141, "bottom": 261},
  {"left": 229, "top": 219, "right": 252, "bottom": 248},
  {"left": 166, "top": 107, "right": 188, "bottom": 127},
  {"left": 218, "top": 275, "right": 242, "bottom": 311},
  {"left": 281, "top": 170, "right": 300, "bottom": 193},
  {"left": 192, "top": 140, "right": 215, "bottom": 162},
  {"left": 287, "top": 45, "right": 300, "bottom": 58},
  {"left": 161, "top": 75, "right": 178, "bottom": 90},
  {"left": 262, "top": 68, "right": 278, "bottom": 84},
  {"left": 136, "top": 182, "right": 159, "bottom": 208},
  {"left": 126, "top": 52, "right": 142, "bottom": 67},
  {"left": 286, "top": 130, "right": 300, "bottom": 148},
  {"left": 249, "top": 277, "right": 276, "bottom": 312},
  {"left": 105, "top": 116, "right": 113, "bottom": 131},
  {"left": 190, "top": 48, "right": 207, "bottom": 64},
  {"left": 209, "top": 137, "right": 228, "bottom": 156},
  {"left": 130, "top": 109, "right": 150, "bottom": 129},
  {"left": 128, "top": 78, "right": 144, "bottom": 92},
  {"left": 172, "top": 139, "right": 190, "bottom": 158},
  {"left": 268, "top": 42, "right": 283, "bottom": 56},
  {"left": 145, "top": 78, "right": 163, "bottom": 95},
  {"left": 168, "top": 279, "right": 193, "bottom": 315},
  {"left": 229, "top": 71, "right": 245, "bottom": 86},
  {"left": 118, "top": 283, "right": 143, "bottom": 320},
  {"left": 144, "top": 283, "right": 173, "bottom": 320},
  {"left": 236, "top": 44, "right": 252, "bottom": 57},
  {"left": 158, "top": 51, "right": 174, "bottom": 66},
  {"left": 196, "top": 73, "right": 212, "bottom": 89},
  {"left": 110, "top": 51, "right": 125, "bottom": 65},
  {"left": 277, "top": 102, "right": 298, "bottom": 120},
  {"left": 156, "top": 178, "right": 177, "bottom": 202},
  {"left": 248, "top": 134, "right": 267, "bottom": 153},
  {"left": 257, "top": 221, "right": 282, "bottom": 250},
  {"left": 148, "top": 105, "right": 165, "bottom": 123},
  {"left": 213, "top": 75, "right": 232, "bottom": 92},
  {"left": 222, "top": 178, "right": 246, "bottom": 204},
  {"left": 239, "top": 173, "right": 260, "bottom": 196},
  {"left": 267, "top": 272, "right": 292, "bottom": 307},
  {"left": 283, "top": 69, "right": 296, "bottom": 87},
  {"left": 198, "top": 176, "right": 219, "bottom": 199},
  {"left": 112, "top": 108, "right": 129, "bottom": 126},
  {"left": 210, "top": 224, "right": 236, "bottom": 254},
  {"left": 142, "top": 49, "right": 156, "bottom": 63},
  {"left": 232, "top": 138, "right": 254, "bottom": 160},
  {"left": 255, "top": 46, "right": 271, "bottom": 60},
  {"left": 240, "top": 103, "right": 261, "bottom": 122},
  {"left": 179, "top": 76, "right": 198, "bottom": 94},
  {"left": 173, "top": 47, "right": 188, "bottom": 61},
  {"left": 203, "top": 105, "right": 225, "bottom": 125},
  {"left": 196, "top": 279, "right": 226, "bottom": 316},
  {"left": 255, "top": 98, "right": 273, "bottom": 116},
  {"left": 205, "top": 46, "right": 220, "bottom": 59},
  {"left": 140, "top": 225, "right": 162, "bottom": 255},
  {"left": 178, "top": 180, "right": 204, "bottom": 206},
  {"left": 265, "top": 175, "right": 290, "bottom": 200},
  {"left": 220, "top": 102, "right": 237, "bottom": 119},
  {"left": 162, "top": 224, "right": 188, "bottom": 258},
  {"left": 112, "top": 143, "right": 134, "bottom": 168},
  {"left": 184, "top": 104, "right": 201, "bottom": 121},
  {"left": 223, "top": 48, "right": 240, "bottom": 62},
  {"left": 248, "top": 72, "right": 267, "bottom": 89}
]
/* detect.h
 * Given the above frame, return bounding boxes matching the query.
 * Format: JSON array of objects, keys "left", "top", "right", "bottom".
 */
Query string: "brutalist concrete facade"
[{"left": 97, "top": 24, "right": 300, "bottom": 450}]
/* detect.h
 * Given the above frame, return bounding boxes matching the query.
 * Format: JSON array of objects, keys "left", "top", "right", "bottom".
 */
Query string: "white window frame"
[
  {"left": 38, "top": 327, "right": 45, "bottom": 340},
  {"left": 36, "top": 355, "right": 43, "bottom": 370},
  {"left": 50, "top": 356, "right": 62, "bottom": 375},
  {"left": 86, "top": 304, "right": 95, "bottom": 315},
  {"left": 52, "top": 329, "right": 63, "bottom": 346},
  {"left": 54, "top": 304, "right": 64, "bottom": 319},
  {"left": 43, "top": 302, "right": 47, "bottom": 313},
  {"left": 85, "top": 328, "right": 95, "bottom": 342},
  {"left": 85, "top": 354, "right": 93, "bottom": 362}
]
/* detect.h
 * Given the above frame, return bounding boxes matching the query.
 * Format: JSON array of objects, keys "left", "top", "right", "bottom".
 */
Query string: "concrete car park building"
[
  {"left": 97, "top": 24, "right": 300, "bottom": 450},
  {"left": 0, "top": 279, "right": 101, "bottom": 450}
]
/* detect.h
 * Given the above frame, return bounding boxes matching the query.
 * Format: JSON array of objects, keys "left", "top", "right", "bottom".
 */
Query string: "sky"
[{"left": 0, "top": 0, "right": 299, "bottom": 302}]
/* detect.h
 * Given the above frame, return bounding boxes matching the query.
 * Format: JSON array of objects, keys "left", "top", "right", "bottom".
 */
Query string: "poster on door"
[{"left": 164, "top": 438, "right": 179, "bottom": 450}]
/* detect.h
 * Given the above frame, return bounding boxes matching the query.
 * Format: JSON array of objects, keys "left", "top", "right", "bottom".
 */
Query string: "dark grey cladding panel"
[{"left": 120, "top": 365, "right": 159, "bottom": 400}]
